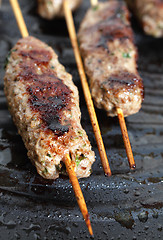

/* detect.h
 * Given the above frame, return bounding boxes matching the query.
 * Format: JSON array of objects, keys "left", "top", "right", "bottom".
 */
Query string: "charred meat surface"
[
  {"left": 37, "top": 0, "right": 82, "bottom": 19},
  {"left": 4, "top": 36, "right": 95, "bottom": 179},
  {"left": 126, "top": 0, "right": 163, "bottom": 37},
  {"left": 78, "top": 0, "right": 144, "bottom": 117}
]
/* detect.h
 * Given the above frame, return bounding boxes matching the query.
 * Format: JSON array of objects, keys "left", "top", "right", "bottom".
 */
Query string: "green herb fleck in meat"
[
  {"left": 92, "top": 5, "right": 99, "bottom": 11},
  {"left": 75, "top": 154, "right": 86, "bottom": 167},
  {"left": 122, "top": 52, "right": 131, "bottom": 58}
]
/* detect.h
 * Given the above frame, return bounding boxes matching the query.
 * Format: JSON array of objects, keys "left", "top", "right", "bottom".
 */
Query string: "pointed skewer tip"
[
  {"left": 131, "top": 164, "right": 136, "bottom": 170},
  {"left": 64, "top": 154, "right": 93, "bottom": 236},
  {"left": 85, "top": 213, "right": 93, "bottom": 236},
  {"left": 105, "top": 172, "right": 112, "bottom": 177},
  {"left": 90, "top": 234, "right": 94, "bottom": 239},
  {"left": 116, "top": 107, "right": 136, "bottom": 170}
]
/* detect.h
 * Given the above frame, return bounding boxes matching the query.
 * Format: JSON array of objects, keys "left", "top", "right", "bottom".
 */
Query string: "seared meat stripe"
[
  {"left": 4, "top": 36, "right": 95, "bottom": 179},
  {"left": 78, "top": 0, "right": 144, "bottom": 117},
  {"left": 126, "top": 0, "right": 163, "bottom": 38},
  {"left": 37, "top": 0, "right": 82, "bottom": 19}
]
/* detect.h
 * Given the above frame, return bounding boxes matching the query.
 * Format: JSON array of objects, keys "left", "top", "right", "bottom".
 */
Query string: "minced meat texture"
[
  {"left": 4, "top": 36, "right": 95, "bottom": 179},
  {"left": 126, "top": 0, "right": 163, "bottom": 38},
  {"left": 78, "top": 0, "right": 144, "bottom": 117},
  {"left": 37, "top": 0, "right": 82, "bottom": 19}
]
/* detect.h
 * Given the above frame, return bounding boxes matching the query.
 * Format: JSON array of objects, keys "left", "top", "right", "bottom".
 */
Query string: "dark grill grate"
[{"left": 0, "top": 0, "right": 163, "bottom": 239}]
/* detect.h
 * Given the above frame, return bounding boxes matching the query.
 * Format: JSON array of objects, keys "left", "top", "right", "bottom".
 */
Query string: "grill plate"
[{"left": 0, "top": 0, "right": 163, "bottom": 239}]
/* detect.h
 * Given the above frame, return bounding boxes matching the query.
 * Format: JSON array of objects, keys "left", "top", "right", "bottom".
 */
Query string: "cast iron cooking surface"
[{"left": 0, "top": 0, "right": 163, "bottom": 239}]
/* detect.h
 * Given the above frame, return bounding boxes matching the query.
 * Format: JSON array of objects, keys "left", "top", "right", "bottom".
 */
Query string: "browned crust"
[
  {"left": 78, "top": 0, "right": 144, "bottom": 117},
  {"left": 4, "top": 36, "right": 95, "bottom": 179}
]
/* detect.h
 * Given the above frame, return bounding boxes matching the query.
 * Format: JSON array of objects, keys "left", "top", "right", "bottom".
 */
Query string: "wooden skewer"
[
  {"left": 9, "top": 0, "right": 93, "bottom": 236},
  {"left": 9, "top": 0, "right": 28, "bottom": 38},
  {"left": 117, "top": 108, "right": 136, "bottom": 169},
  {"left": 63, "top": 0, "right": 111, "bottom": 177},
  {"left": 89, "top": 0, "right": 136, "bottom": 170},
  {"left": 64, "top": 154, "right": 93, "bottom": 236}
]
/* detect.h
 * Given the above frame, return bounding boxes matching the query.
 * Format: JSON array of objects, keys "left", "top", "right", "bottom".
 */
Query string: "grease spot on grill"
[
  {"left": 114, "top": 211, "right": 134, "bottom": 229},
  {"left": 138, "top": 211, "right": 148, "bottom": 223},
  {"left": 48, "top": 224, "right": 71, "bottom": 234},
  {"left": 157, "top": 224, "right": 162, "bottom": 231},
  {"left": 152, "top": 211, "right": 158, "bottom": 219},
  {"left": 22, "top": 223, "right": 41, "bottom": 233},
  {"left": 0, "top": 213, "right": 16, "bottom": 229},
  {"left": 123, "top": 188, "right": 129, "bottom": 194}
]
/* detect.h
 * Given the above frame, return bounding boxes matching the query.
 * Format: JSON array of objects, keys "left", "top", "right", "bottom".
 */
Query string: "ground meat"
[
  {"left": 4, "top": 36, "right": 95, "bottom": 179},
  {"left": 37, "top": 0, "right": 82, "bottom": 19},
  {"left": 126, "top": 0, "right": 163, "bottom": 38},
  {"left": 78, "top": 0, "right": 144, "bottom": 117}
]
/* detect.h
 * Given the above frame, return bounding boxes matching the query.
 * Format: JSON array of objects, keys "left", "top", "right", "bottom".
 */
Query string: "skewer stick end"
[
  {"left": 64, "top": 153, "right": 94, "bottom": 236},
  {"left": 116, "top": 107, "right": 136, "bottom": 170},
  {"left": 130, "top": 163, "right": 136, "bottom": 170},
  {"left": 90, "top": 233, "right": 94, "bottom": 239},
  {"left": 86, "top": 216, "right": 94, "bottom": 236},
  {"left": 105, "top": 171, "right": 112, "bottom": 177}
]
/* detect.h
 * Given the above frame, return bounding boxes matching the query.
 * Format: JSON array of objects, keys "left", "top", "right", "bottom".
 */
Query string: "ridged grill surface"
[{"left": 0, "top": 0, "right": 163, "bottom": 239}]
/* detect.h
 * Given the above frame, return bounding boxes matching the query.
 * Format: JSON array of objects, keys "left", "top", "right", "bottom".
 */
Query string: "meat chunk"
[
  {"left": 78, "top": 0, "right": 144, "bottom": 117},
  {"left": 126, "top": 0, "right": 163, "bottom": 38},
  {"left": 37, "top": 0, "right": 82, "bottom": 19},
  {"left": 4, "top": 36, "right": 95, "bottom": 179}
]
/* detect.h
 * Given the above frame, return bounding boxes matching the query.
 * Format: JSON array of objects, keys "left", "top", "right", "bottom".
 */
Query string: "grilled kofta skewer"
[
  {"left": 4, "top": 36, "right": 95, "bottom": 179},
  {"left": 78, "top": 0, "right": 144, "bottom": 117},
  {"left": 37, "top": 0, "right": 82, "bottom": 19},
  {"left": 126, "top": 0, "right": 163, "bottom": 38}
]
